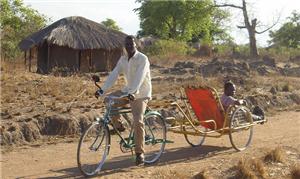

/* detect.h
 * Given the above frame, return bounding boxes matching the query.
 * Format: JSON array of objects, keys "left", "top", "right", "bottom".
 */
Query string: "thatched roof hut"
[{"left": 19, "top": 16, "right": 127, "bottom": 73}]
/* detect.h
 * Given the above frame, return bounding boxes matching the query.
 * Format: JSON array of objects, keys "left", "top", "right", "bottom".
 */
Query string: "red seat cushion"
[{"left": 185, "top": 88, "right": 224, "bottom": 130}]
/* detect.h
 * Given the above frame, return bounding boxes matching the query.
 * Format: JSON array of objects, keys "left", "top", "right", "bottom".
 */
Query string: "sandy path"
[{"left": 1, "top": 111, "right": 300, "bottom": 179}]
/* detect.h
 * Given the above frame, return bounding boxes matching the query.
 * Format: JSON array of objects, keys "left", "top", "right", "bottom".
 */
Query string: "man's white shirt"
[{"left": 101, "top": 50, "right": 152, "bottom": 99}]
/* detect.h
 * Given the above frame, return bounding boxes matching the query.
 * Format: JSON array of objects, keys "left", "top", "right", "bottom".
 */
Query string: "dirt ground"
[{"left": 1, "top": 110, "right": 299, "bottom": 179}]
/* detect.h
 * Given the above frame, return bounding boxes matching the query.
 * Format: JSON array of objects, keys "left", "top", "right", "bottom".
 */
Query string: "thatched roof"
[{"left": 19, "top": 16, "right": 128, "bottom": 51}]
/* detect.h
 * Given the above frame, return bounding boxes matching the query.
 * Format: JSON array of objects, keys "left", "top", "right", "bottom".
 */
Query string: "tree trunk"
[
  {"left": 241, "top": 0, "right": 259, "bottom": 58},
  {"left": 249, "top": 29, "right": 259, "bottom": 58}
]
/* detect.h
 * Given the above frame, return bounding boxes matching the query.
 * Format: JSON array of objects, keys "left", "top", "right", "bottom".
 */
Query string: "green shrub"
[
  {"left": 214, "top": 44, "right": 233, "bottom": 56},
  {"left": 235, "top": 45, "right": 250, "bottom": 57},
  {"left": 212, "top": 44, "right": 250, "bottom": 58},
  {"left": 144, "top": 39, "right": 190, "bottom": 58},
  {"left": 259, "top": 47, "right": 300, "bottom": 61},
  {"left": 282, "top": 83, "right": 292, "bottom": 92}
]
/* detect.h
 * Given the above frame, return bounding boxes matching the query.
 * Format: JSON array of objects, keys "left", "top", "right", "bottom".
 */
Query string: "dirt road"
[{"left": 1, "top": 111, "right": 300, "bottom": 179}]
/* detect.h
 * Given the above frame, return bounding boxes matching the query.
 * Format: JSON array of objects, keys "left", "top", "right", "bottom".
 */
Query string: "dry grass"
[
  {"left": 1, "top": 59, "right": 29, "bottom": 72},
  {"left": 153, "top": 169, "right": 190, "bottom": 179},
  {"left": 290, "top": 165, "right": 300, "bottom": 179},
  {"left": 234, "top": 158, "right": 267, "bottom": 179},
  {"left": 251, "top": 76, "right": 300, "bottom": 92},
  {"left": 193, "top": 169, "right": 212, "bottom": 179},
  {"left": 282, "top": 83, "right": 292, "bottom": 92},
  {"left": 1, "top": 60, "right": 97, "bottom": 113},
  {"left": 264, "top": 147, "right": 286, "bottom": 163}
]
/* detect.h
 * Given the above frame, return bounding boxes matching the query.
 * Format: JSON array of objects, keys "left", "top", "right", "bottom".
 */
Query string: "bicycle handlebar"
[
  {"left": 92, "top": 75, "right": 135, "bottom": 101},
  {"left": 108, "top": 94, "right": 135, "bottom": 101}
]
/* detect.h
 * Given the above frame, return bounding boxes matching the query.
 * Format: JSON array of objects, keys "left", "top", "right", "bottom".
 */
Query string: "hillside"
[{"left": 1, "top": 57, "right": 300, "bottom": 146}]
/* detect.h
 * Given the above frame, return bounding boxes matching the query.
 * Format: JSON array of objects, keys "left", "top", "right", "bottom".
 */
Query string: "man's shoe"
[{"left": 135, "top": 153, "right": 144, "bottom": 166}]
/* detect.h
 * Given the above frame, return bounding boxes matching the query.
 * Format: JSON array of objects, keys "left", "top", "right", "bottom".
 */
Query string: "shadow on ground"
[{"left": 31, "top": 144, "right": 232, "bottom": 178}]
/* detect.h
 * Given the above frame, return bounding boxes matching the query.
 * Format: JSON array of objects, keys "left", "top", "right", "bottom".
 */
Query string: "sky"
[{"left": 23, "top": 0, "right": 300, "bottom": 47}]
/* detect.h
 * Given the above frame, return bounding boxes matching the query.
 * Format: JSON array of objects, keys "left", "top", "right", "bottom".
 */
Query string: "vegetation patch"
[
  {"left": 264, "top": 147, "right": 286, "bottom": 163},
  {"left": 233, "top": 158, "right": 267, "bottom": 179},
  {"left": 291, "top": 165, "right": 300, "bottom": 179}
]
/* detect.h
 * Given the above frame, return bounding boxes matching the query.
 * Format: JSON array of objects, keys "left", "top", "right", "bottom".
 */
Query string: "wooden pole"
[
  {"left": 107, "top": 50, "right": 110, "bottom": 71},
  {"left": 78, "top": 50, "right": 81, "bottom": 71},
  {"left": 89, "top": 49, "right": 92, "bottom": 72},
  {"left": 29, "top": 49, "right": 32, "bottom": 72},
  {"left": 47, "top": 43, "right": 50, "bottom": 73},
  {"left": 24, "top": 51, "right": 27, "bottom": 70}
]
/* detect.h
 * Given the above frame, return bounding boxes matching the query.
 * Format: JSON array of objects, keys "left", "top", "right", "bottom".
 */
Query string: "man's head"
[
  {"left": 125, "top": 35, "right": 137, "bottom": 57},
  {"left": 224, "top": 81, "right": 236, "bottom": 96}
]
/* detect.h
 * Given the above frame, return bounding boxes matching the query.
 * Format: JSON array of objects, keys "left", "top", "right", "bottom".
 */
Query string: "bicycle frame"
[
  {"left": 98, "top": 96, "right": 166, "bottom": 151},
  {"left": 97, "top": 97, "right": 135, "bottom": 150}
]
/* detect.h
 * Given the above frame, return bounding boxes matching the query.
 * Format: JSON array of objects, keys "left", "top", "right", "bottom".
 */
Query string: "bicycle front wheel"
[
  {"left": 143, "top": 113, "right": 166, "bottom": 164},
  {"left": 77, "top": 121, "right": 110, "bottom": 177}
]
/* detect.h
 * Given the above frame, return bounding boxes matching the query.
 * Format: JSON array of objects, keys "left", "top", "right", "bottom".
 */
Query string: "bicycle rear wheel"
[
  {"left": 77, "top": 121, "right": 110, "bottom": 177},
  {"left": 143, "top": 113, "right": 166, "bottom": 164},
  {"left": 229, "top": 106, "right": 253, "bottom": 151}
]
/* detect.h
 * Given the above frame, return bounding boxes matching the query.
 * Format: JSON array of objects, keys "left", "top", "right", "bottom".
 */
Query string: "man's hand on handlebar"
[
  {"left": 237, "top": 99, "right": 247, "bottom": 106},
  {"left": 127, "top": 94, "right": 135, "bottom": 101},
  {"left": 113, "top": 93, "right": 135, "bottom": 101},
  {"left": 94, "top": 89, "right": 104, "bottom": 99}
]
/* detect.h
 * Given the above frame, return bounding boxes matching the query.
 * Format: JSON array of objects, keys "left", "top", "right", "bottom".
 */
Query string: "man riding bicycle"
[{"left": 95, "top": 35, "right": 151, "bottom": 166}]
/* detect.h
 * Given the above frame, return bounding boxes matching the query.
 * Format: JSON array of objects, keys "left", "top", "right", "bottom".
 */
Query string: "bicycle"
[{"left": 77, "top": 75, "right": 168, "bottom": 177}]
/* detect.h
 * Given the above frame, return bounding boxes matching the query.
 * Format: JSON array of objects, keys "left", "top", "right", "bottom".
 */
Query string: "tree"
[
  {"left": 101, "top": 18, "right": 122, "bottom": 31},
  {"left": 215, "top": 0, "right": 279, "bottom": 58},
  {"left": 269, "top": 11, "right": 300, "bottom": 48},
  {"left": 0, "top": 0, "right": 48, "bottom": 60},
  {"left": 135, "top": 0, "right": 228, "bottom": 44},
  {"left": 201, "top": 5, "right": 232, "bottom": 44}
]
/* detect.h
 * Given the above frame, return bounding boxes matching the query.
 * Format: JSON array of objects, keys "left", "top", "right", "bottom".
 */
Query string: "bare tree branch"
[
  {"left": 255, "top": 24, "right": 276, "bottom": 34},
  {"left": 214, "top": 4, "right": 243, "bottom": 10},
  {"left": 255, "top": 16, "right": 280, "bottom": 34},
  {"left": 237, "top": 25, "right": 247, "bottom": 29}
]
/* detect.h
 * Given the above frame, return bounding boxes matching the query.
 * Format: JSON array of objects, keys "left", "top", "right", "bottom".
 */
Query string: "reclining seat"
[{"left": 184, "top": 86, "right": 225, "bottom": 130}]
